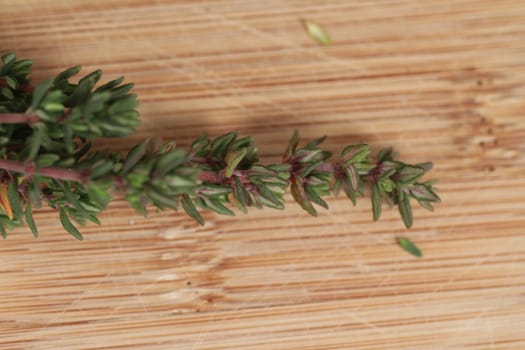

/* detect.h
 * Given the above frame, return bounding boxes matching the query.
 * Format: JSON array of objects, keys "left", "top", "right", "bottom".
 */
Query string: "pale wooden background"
[{"left": 1, "top": 1, "right": 525, "bottom": 349}]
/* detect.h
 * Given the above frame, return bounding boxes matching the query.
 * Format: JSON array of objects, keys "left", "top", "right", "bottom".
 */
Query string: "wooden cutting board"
[{"left": 1, "top": 1, "right": 524, "bottom": 349}]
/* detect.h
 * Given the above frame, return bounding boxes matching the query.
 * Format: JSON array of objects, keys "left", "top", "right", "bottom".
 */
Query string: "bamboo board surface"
[{"left": 1, "top": 1, "right": 525, "bottom": 349}]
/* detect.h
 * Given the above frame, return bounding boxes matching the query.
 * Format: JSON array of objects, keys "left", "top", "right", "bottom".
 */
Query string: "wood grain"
[{"left": 1, "top": 0, "right": 525, "bottom": 349}]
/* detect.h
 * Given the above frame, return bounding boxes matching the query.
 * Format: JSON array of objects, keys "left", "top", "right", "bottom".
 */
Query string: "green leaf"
[
  {"left": 224, "top": 148, "right": 247, "bottom": 178},
  {"left": 36, "top": 153, "right": 60, "bottom": 168},
  {"left": 305, "top": 184, "right": 328, "bottom": 210},
  {"left": 62, "top": 183, "right": 86, "bottom": 217},
  {"left": 28, "top": 178, "right": 42, "bottom": 208},
  {"left": 27, "top": 123, "right": 46, "bottom": 160},
  {"left": 398, "top": 190, "right": 413, "bottom": 228},
  {"left": 396, "top": 237, "right": 422, "bottom": 257},
  {"left": 155, "top": 149, "right": 186, "bottom": 176},
  {"left": 203, "top": 198, "right": 235, "bottom": 216},
  {"left": 30, "top": 77, "right": 54, "bottom": 110},
  {"left": 181, "top": 195, "right": 204, "bottom": 225},
  {"left": 86, "top": 214, "right": 101, "bottom": 225},
  {"left": 148, "top": 188, "right": 178, "bottom": 210},
  {"left": 290, "top": 177, "right": 317, "bottom": 216},
  {"left": 90, "top": 160, "right": 114, "bottom": 179},
  {"left": 305, "top": 135, "right": 326, "bottom": 150},
  {"left": 96, "top": 76, "right": 125, "bottom": 92},
  {"left": 59, "top": 207, "right": 83, "bottom": 240},
  {"left": 55, "top": 66, "right": 82, "bottom": 82},
  {"left": 25, "top": 203, "right": 38, "bottom": 238},
  {"left": 1, "top": 87, "right": 14, "bottom": 100},
  {"left": 342, "top": 144, "right": 370, "bottom": 165},
  {"left": 121, "top": 139, "right": 149, "bottom": 175},
  {"left": 233, "top": 176, "right": 248, "bottom": 209},
  {"left": 210, "top": 132, "right": 237, "bottom": 159},
  {"left": 409, "top": 184, "right": 440, "bottom": 202},
  {"left": 190, "top": 134, "right": 210, "bottom": 156},
  {"left": 256, "top": 183, "right": 284, "bottom": 209},
  {"left": 4, "top": 76, "right": 17, "bottom": 89},
  {"left": 395, "top": 165, "right": 425, "bottom": 184},
  {"left": 344, "top": 164, "right": 359, "bottom": 190},
  {"left": 284, "top": 130, "right": 299, "bottom": 160},
  {"left": 371, "top": 184, "right": 381, "bottom": 221},
  {"left": 198, "top": 184, "right": 232, "bottom": 198},
  {"left": 7, "top": 181, "right": 23, "bottom": 219},
  {"left": 342, "top": 180, "right": 357, "bottom": 205},
  {"left": 302, "top": 19, "right": 331, "bottom": 45},
  {"left": 1, "top": 52, "right": 16, "bottom": 65}
]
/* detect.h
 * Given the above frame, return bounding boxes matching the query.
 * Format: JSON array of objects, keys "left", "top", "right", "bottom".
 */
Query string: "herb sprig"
[{"left": 0, "top": 52, "right": 440, "bottom": 240}]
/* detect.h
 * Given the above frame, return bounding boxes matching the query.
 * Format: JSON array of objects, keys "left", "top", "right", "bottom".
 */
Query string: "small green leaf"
[
  {"left": 409, "top": 184, "right": 440, "bottom": 203},
  {"left": 90, "top": 160, "right": 114, "bottom": 179},
  {"left": 1, "top": 52, "right": 16, "bottom": 65},
  {"left": 290, "top": 177, "right": 317, "bottom": 216},
  {"left": 305, "top": 135, "right": 326, "bottom": 150},
  {"left": 397, "top": 237, "right": 422, "bottom": 257},
  {"left": 398, "top": 190, "right": 413, "bottom": 228},
  {"left": 30, "top": 77, "right": 54, "bottom": 110},
  {"left": 224, "top": 148, "right": 247, "bottom": 178},
  {"left": 302, "top": 19, "right": 331, "bottom": 45},
  {"left": 305, "top": 184, "right": 329, "bottom": 209},
  {"left": 4, "top": 76, "right": 17, "bottom": 89},
  {"left": 284, "top": 130, "right": 299, "bottom": 160},
  {"left": 25, "top": 203, "right": 38, "bottom": 238},
  {"left": 210, "top": 132, "right": 237, "bottom": 159},
  {"left": 121, "top": 139, "right": 149, "bottom": 175},
  {"left": 198, "top": 184, "right": 232, "bottom": 198},
  {"left": 181, "top": 195, "right": 204, "bottom": 225},
  {"left": 7, "top": 181, "right": 23, "bottom": 219},
  {"left": 54, "top": 66, "right": 82, "bottom": 82},
  {"left": 233, "top": 176, "right": 248, "bottom": 209},
  {"left": 371, "top": 184, "right": 381, "bottom": 221},
  {"left": 155, "top": 149, "right": 186, "bottom": 176},
  {"left": 148, "top": 188, "right": 178, "bottom": 210},
  {"left": 203, "top": 198, "right": 235, "bottom": 216},
  {"left": 36, "top": 154, "right": 60, "bottom": 168},
  {"left": 342, "top": 144, "right": 370, "bottom": 165},
  {"left": 1, "top": 87, "right": 14, "bottom": 100},
  {"left": 59, "top": 207, "right": 83, "bottom": 240},
  {"left": 396, "top": 165, "right": 425, "bottom": 184}
]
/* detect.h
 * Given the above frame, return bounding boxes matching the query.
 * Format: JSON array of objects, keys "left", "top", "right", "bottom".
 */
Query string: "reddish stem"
[
  {"left": 197, "top": 170, "right": 224, "bottom": 183},
  {"left": 0, "top": 159, "right": 87, "bottom": 183},
  {"left": 0, "top": 113, "right": 39, "bottom": 124}
]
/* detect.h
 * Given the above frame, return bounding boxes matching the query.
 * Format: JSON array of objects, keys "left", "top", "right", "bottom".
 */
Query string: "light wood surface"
[{"left": 1, "top": 1, "right": 525, "bottom": 349}]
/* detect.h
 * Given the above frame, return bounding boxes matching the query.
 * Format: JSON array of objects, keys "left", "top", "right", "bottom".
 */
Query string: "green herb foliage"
[{"left": 0, "top": 52, "right": 440, "bottom": 240}]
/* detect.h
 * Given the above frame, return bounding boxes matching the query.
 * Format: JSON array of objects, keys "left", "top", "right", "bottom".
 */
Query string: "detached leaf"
[
  {"left": 59, "top": 207, "right": 83, "bottom": 240},
  {"left": 302, "top": 19, "right": 331, "bottom": 45},
  {"left": 397, "top": 237, "right": 422, "bottom": 257}
]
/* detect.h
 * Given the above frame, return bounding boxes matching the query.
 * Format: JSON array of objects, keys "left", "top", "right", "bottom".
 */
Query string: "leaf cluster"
[{"left": 0, "top": 52, "right": 439, "bottom": 240}]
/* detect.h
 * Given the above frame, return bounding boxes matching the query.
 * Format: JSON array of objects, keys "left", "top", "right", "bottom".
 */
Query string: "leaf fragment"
[
  {"left": 302, "top": 19, "right": 331, "bottom": 45},
  {"left": 396, "top": 237, "right": 422, "bottom": 257}
]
